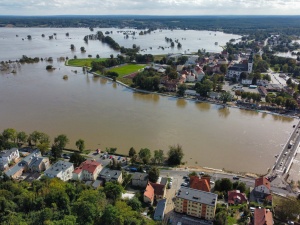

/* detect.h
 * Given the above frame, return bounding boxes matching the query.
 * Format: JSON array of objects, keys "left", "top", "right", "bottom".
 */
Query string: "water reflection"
[
  {"left": 132, "top": 92, "right": 160, "bottom": 103},
  {"left": 195, "top": 102, "right": 211, "bottom": 111},
  {"left": 218, "top": 106, "right": 230, "bottom": 118},
  {"left": 176, "top": 98, "right": 187, "bottom": 108},
  {"left": 112, "top": 82, "right": 117, "bottom": 89},
  {"left": 100, "top": 78, "right": 107, "bottom": 85},
  {"left": 272, "top": 114, "right": 294, "bottom": 122},
  {"left": 92, "top": 77, "right": 99, "bottom": 83},
  {"left": 239, "top": 108, "right": 259, "bottom": 116}
]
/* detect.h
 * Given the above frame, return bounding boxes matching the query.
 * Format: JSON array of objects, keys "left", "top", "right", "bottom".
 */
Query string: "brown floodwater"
[
  {"left": 0, "top": 62, "right": 295, "bottom": 174},
  {"left": 0, "top": 28, "right": 296, "bottom": 173}
]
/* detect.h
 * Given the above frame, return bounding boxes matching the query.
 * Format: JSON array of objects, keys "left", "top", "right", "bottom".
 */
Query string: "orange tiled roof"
[
  {"left": 254, "top": 208, "right": 273, "bottom": 225},
  {"left": 255, "top": 177, "right": 270, "bottom": 190},
  {"left": 79, "top": 160, "right": 101, "bottom": 174},
  {"left": 144, "top": 182, "right": 154, "bottom": 201},
  {"left": 190, "top": 176, "right": 210, "bottom": 192}
]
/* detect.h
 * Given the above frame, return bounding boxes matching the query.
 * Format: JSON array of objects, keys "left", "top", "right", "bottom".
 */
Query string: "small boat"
[{"left": 215, "top": 42, "right": 218, "bottom": 45}]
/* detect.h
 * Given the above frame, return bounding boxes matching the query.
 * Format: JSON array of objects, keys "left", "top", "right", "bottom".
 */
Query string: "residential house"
[
  {"left": 194, "top": 65, "right": 205, "bottom": 81},
  {"left": 217, "top": 58, "right": 228, "bottom": 65},
  {"left": 253, "top": 176, "right": 272, "bottom": 203},
  {"left": 44, "top": 160, "right": 74, "bottom": 181},
  {"left": 4, "top": 150, "right": 43, "bottom": 179},
  {"left": 132, "top": 172, "right": 149, "bottom": 188},
  {"left": 144, "top": 182, "right": 155, "bottom": 205},
  {"left": 154, "top": 199, "right": 167, "bottom": 221},
  {"left": 160, "top": 76, "right": 178, "bottom": 92},
  {"left": 0, "top": 148, "right": 20, "bottom": 170},
  {"left": 206, "top": 62, "right": 221, "bottom": 74},
  {"left": 73, "top": 160, "right": 102, "bottom": 181},
  {"left": 99, "top": 168, "right": 123, "bottom": 183},
  {"left": 254, "top": 208, "right": 273, "bottom": 225},
  {"left": 28, "top": 156, "right": 50, "bottom": 172},
  {"left": 174, "top": 187, "right": 218, "bottom": 221},
  {"left": 227, "top": 190, "right": 248, "bottom": 205},
  {"left": 143, "top": 182, "right": 166, "bottom": 205},
  {"left": 190, "top": 176, "right": 210, "bottom": 192},
  {"left": 185, "top": 55, "right": 199, "bottom": 66},
  {"left": 186, "top": 71, "right": 196, "bottom": 82}
]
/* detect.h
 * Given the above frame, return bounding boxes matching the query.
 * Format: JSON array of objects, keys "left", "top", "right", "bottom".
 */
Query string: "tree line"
[{"left": 0, "top": 174, "right": 157, "bottom": 225}]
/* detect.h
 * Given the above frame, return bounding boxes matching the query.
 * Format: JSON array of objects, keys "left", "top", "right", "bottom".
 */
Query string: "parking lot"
[{"left": 162, "top": 171, "right": 216, "bottom": 225}]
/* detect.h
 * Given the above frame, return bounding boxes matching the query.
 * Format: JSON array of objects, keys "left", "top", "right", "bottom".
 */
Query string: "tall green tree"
[
  {"left": 153, "top": 149, "right": 164, "bottom": 164},
  {"left": 167, "top": 144, "right": 184, "bottom": 166},
  {"left": 177, "top": 84, "right": 187, "bottom": 97},
  {"left": 17, "top": 131, "right": 28, "bottom": 145},
  {"left": 69, "top": 152, "right": 86, "bottom": 167},
  {"left": 75, "top": 139, "right": 85, "bottom": 153},
  {"left": 148, "top": 167, "right": 160, "bottom": 183},
  {"left": 2, "top": 128, "right": 17, "bottom": 143},
  {"left": 54, "top": 134, "right": 69, "bottom": 151},
  {"left": 219, "top": 91, "right": 233, "bottom": 104},
  {"left": 128, "top": 147, "right": 136, "bottom": 157},
  {"left": 103, "top": 182, "right": 124, "bottom": 202},
  {"left": 138, "top": 148, "right": 151, "bottom": 164}
]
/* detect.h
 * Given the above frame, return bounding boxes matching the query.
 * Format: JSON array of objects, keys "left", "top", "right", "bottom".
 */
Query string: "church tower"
[{"left": 248, "top": 52, "right": 253, "bottom": 73}]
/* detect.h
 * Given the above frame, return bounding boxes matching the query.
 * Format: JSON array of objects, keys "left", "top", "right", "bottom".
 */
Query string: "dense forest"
[
  {"left": 0, "top": 175, "right": 158, "bottom": 225},
  {"left": 2, "top": 15, "right": 300, "bottom": 36}
]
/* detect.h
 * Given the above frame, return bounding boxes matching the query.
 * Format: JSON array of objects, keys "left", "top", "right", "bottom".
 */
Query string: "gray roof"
[
  {"left": 132, "top": 172, "right": 148, "bottom": 181},
  {"left": 44, "top": 160, "right": 73, "bottom": 177},
  {"left": 154, "top": 199, "right": 167, "bottom": 220},
  {"left": 22, "top": 150, "right": 41, "bottom": 164},
  {"left": 29, "top": 157, "right": 44, "bottom": 168},
  {"left": 4, "top": 150, "right": 41, "bottom": 177},
  {"left": 99, "top": 168, "right": 121, "bottom": 180},
  {"left": 160, "top": 177, "right": 168, "bottom": 186},
  {"left": 0, "top": 148, "right": 18, "bottom": 157},
  {"left": 229, "top": 64, "right": 248, "bottom": 72},
  {"left": 5, "top": 161, "right": 24, "bottom": 177},
  {"left": 177, "top": 187, "right": 218, "bottom": 207}
]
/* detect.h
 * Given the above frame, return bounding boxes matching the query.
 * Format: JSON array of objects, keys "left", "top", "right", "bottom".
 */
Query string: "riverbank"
[{"left": 81, "top": 64, "right": 300, "bottom": 121}]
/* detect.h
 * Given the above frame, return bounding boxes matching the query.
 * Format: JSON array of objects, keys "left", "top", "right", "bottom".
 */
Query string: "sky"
[{"left": 1, "top": 0, "right": 300, "bottom": 16}]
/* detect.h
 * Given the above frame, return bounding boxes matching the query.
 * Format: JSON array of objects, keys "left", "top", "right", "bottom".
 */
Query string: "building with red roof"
[
  {"left": 143, "top": 182, "right": 166, "bottom": 205},
  {"left": 72, "top": 159, "right": 102, "bottom": 181},
  {"left": 228, "top": 190, "right": 248, "bottom": 205},
  {"left": 254, "top": 208, "right": 273, "bottom": 225},
  {"left": 253, "top": 176, "right": 272, "bottom": 204},
  {"left": 190, "top": 176, "right": 210, "bottom": 192}
]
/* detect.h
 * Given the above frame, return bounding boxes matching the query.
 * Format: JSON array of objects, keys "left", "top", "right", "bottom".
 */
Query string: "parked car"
[
  {"left": 210, "top": 180, "right": 215, "bottom": 185},
  {"left": 130, "top": 167, "right": 138, "bottom": 172},
  {"left": 181, "top": 182, "right": 188, "bottom": 187},
  {"left": 199, "top": 172, "right": 205, "bottom": 175},
  {"left": 233, "top": 176, "right": 240, "bottom": 180}
]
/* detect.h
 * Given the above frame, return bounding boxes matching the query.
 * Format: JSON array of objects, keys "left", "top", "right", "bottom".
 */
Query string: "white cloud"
[{"left": 0, "top": 0, "right": 300, "bottom": 15}]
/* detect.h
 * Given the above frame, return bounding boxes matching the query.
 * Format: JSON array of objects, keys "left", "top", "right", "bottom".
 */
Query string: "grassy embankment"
[
  {"left": 106, "top": 64, "right": 146, "bottom": 86},
  {"left": 67, "top": 58, "right": 146, "bottom": 86},
  {"left": 67, "top": 58, "right": 107, "bottom": 67}
]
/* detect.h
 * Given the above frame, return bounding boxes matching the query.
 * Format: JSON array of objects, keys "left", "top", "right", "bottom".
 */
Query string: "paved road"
[{"left": 272, "top": 121, "right": 300, "bottom": 176}]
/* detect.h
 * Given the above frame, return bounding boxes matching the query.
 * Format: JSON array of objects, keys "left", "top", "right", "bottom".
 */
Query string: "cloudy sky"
[{"left": 0, "top": 0, "right": 300, "bottom": 15}]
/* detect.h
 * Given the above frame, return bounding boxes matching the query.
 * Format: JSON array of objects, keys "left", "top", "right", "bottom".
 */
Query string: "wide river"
[{"left": 0, "top": 28, "right": 296, "bottom": 173}]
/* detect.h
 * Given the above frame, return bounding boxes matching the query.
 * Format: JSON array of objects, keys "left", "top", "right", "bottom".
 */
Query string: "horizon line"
[{"left": 1, "top": 14, "right": 300, "bottom": 17}]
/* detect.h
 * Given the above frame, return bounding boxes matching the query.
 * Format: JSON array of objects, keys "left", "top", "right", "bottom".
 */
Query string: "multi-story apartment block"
[{"left": 174, "top": 187, "right": 218, "bottom": 221}]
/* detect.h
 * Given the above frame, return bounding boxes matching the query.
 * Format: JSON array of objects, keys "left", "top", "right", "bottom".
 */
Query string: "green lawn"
[
  {"left": 67, "top": 58, "right": 107, "bottom": 67},
  {"left": 227, "top": 216, "right": 237, "bottom": 225},
  {"left": 107, "top": 64, "right": 146, "bottom": 78}
]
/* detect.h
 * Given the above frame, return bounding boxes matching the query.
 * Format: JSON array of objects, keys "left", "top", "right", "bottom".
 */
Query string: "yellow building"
[{"left": 174, "top": 187, "right": 217, "bottom": 221}]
